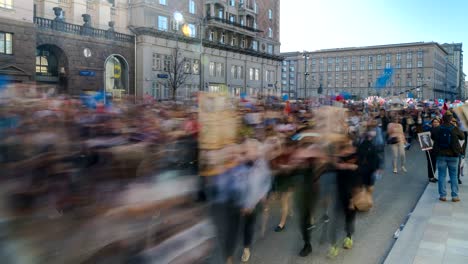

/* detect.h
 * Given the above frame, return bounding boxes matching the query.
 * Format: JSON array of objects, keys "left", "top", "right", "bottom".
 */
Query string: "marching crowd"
[{"left": 0, "top": 93, "right": 466, "bottom": 264}]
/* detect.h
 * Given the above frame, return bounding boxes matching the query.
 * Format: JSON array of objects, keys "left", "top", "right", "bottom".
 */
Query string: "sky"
[{"left": 280, "top": 0, "right": 468, "bottom": 78}]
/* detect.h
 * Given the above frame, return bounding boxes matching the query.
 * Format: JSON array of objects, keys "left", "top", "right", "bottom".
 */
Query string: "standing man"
[{"left": 431, "top": 111, "right": 465, "bottom": 202}]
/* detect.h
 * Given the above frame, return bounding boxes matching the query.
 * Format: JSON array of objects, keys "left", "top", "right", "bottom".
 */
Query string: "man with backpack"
[{"left": 431, "top": 111, "right": 465, "bottom": 202}]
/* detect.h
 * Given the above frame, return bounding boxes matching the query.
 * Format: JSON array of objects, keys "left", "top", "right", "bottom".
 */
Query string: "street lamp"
[{"left": 303, "top": 52, "right": 310, "bottom": 100}]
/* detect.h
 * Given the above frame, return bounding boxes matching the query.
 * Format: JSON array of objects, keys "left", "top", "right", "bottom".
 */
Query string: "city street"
[{"left": 248, "top": 145, "right": 428, "bottom": 264}]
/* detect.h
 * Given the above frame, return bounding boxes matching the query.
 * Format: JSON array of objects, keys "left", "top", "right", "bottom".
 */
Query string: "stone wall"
[
  {"left": 36, "top": 29, "right": 135, "bottom": 95},
  {"left": 0, "top": 18, "right": 36, "bottom": 81}
]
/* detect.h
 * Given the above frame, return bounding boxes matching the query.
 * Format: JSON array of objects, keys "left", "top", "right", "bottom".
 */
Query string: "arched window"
[
  {"left": 36, "top": 47, "right": 58, "bottom": 76},
  {"left": 105, "top": 55, "right": 128, "bottom": 98}
]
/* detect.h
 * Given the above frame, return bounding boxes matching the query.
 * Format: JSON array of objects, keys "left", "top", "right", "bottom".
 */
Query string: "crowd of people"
[{"left": 0, "top": 90, "right": 466, "bottom": 263}]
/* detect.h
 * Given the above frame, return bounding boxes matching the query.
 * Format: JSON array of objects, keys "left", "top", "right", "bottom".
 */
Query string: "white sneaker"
[
  {"left": 393, "top": 168, "right": 398, "bottom": 174},
  {"left": 241, "top": 248, "right": 251, "bottom": 262},
  {"left": 401, "top": 166, "right": 407, "bottom": 173}
]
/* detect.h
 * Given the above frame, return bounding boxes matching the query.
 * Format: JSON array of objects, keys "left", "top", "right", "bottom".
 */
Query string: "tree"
[{"left": 162, "top": 47, "right": 191, "bottom": 101}]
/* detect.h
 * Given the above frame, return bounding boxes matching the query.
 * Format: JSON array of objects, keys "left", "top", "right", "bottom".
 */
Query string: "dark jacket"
[{"left": 431, "top": 124, "right": 465, "bottom": 157}]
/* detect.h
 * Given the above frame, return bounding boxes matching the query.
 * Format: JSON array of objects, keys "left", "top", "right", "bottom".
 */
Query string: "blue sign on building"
[
  {"left": 157, "top": 74, "right": 169, "bottom": 79},
  {"left": 79, "top": 70, "right": 96, "bottom": 77}
]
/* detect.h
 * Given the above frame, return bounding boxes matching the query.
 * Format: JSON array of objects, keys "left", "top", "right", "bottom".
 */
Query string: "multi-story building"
[
  {"left": 442, "top": 43, "right": 464, "bottom": 99},
  {"left": 0, "top": 0, "right": 135, "bottom": 95},
  {"left": 128, "top": 0, "right": 282, "bottom": 99},
  {"left": 281, "top": 42, "right": 457, "bottom": 100}
]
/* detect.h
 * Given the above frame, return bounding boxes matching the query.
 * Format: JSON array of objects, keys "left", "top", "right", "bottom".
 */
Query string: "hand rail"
[{"left": 34, "top": 17, "right": 134, "bottom": 43}]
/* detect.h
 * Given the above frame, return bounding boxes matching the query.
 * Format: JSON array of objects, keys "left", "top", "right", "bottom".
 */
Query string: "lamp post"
[{"left": 303, "top": 52, "right": 309, "bottom": 100}]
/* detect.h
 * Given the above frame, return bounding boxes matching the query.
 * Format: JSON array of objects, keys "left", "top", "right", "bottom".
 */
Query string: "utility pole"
[{"left": 303, "top": 52, "right": 309, "bottom": 100}]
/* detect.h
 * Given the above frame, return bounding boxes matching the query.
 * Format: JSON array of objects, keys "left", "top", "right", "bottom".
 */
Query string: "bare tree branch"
[{"left": 159, "top": 47, "right": 192, "bottom": 100}]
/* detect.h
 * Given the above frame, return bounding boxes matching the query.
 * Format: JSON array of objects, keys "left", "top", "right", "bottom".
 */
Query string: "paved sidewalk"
[{"left": 384, "top": 181, "right": 468, "bottom": 264}]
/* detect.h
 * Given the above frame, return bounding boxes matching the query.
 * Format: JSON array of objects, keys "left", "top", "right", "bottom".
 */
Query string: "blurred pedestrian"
[{"left": 387, "top": 116, "right": 407, "bottom": 174}]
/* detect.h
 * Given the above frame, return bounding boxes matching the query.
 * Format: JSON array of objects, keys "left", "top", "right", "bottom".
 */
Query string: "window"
[
  {"left": 158, "top": 16, "right": 168, "bottom": 31},
  {"left": 192, "top": 59, "right": 200, "bottom": 74},
  {"left": 267, "top": 44, "right": 273, "bottom": 54},
  {"left": 241, "top": 39, "right": 245, "bottom": 48},
  {"left": 268, "top": 28, "right": 273, "bottom": 38},
  {"left": 254, "top": 68, "right": 259, "bottom": 81},
  {"left": 343, "top": 57, "right": 348, "bottom": 63},
  {"left": 218, "top": 8, "right": 224, "bottom": 19},
  {"left": 0, "top": 0, "right": 12, "bottom": 9},
  {"left": 240, "top": 18, "right": 245, "bottom": 26},
  {"left": 351, "top": 64, "right": 356, "bottom": 71},
  {"left": 368, "top": 56, "right": 373, "bottom": 62},
  {"left": 268, "top": 9, "right": 272, "bottom": 20},
  {"left": 189, "top": 0, "right": 196, "bottom": 14},
  {"left": 407, "top": 52, "right": 412, "bottom": 60},
  {"left": 368, "top": 63, "right": 373, "bottom": 70},
  {"left": 396, "top": 53, "right": 401, "bottom": 61},
  {"left": 360, "top": 64, "right": 365, "bottom": 70},
  {"left": 343, "top": 73, "right": 348, "bottom": 80},
  {"left": 289, "top": 72, "right": 294, "bottom": 78},
  {"left": 327, "top": 65, "right": 332, "bottom": 71},
  {"left": 336, "top": 57, "right": 340, "bottom": 63},
  {"left": 376, "top": 64, "right": 381, "bottom": 70},
  {"left": 352, "top": 56, "right": 357, "bottom": 63},
  {"left": 406, "top": 73, "right": 412, "bottom": 78},
  {"left": 159, "top": 0, "right": 166, "bottom": 5},
  {"left": 229, "top": 15, "right": 235, "bottom": 23},
  {"left": 238, "top": 66, "right": 244, "bottom": 79},
  {"left": 231, "top": 65, "right": 237, "bottom": 79},
  {"left": 187, "top": 24, "right": 196, "bottom": 37},
  {"left": 290, "top": 66, "right": 295, "bottom": 72},
  {"left": 311, "top": 58, "right": 316, "bottom": 65},
  {"left": 418, "top": 50, "right": 423, "bottom": 59},
  {"left": 343, "top": 64, "right": 348, "bottom": 71},
  {"left": 335, "top": 73, "right": 340, "bottom": 80},
  {"left": 282, "top": 73, "right": 287, "bottom": 78},
  {"left": 335, "top": 65, "right": 340, "bottom": 71},
  {"left": 216, "top": 62, "right": 224, "bottom": 77},
  {"left": 252, "top": 40, "right": 258, "bottom": 51},
  {"left": 220, "top": 33, "right": 227, "bottom": 44},
  {"left": 209, "top": 31, "right": 214, "bottom": 41},
  {"left": 184, "top": 59, "right": 191, "bottom": 74},
  {"left": 320, "top": 58, "right": 324, "bottom": 64},
  {"left": 249, "top": 68, "right": 254, "bottom": 80},
  {"left": 209, "top": 62, "right": 215, "bottom": 76},
  {"left": 319, "top": 65, "right": 324, "bottom": 72},
  {"left": 386, "top": 54, "right": 391, "bottom": 61},
  {"left": 360, "top": 56, "right": 365, "bottom": 63},
  {"left": 152, "top": 53, "right": 161, "bottom": 71},
  {"left": 229, "top": 0, "right": 235, "bottom": 7},
  {"left": 406, "top": 62, "right": 412, "bottom": 68},
  {"left": 0, "top": 32, "right": 13, "bottom": 55},
  {"left": 163, "top": 55, "right": 172, "bottom": 71},
  {"left": 396, "top": 62, "right": 401, "bottom": 68},
  {"left": 328, "top": 58, "right": 334, "bottom": 64},
  {"left": 417, "top": 61, "right": 423, "bottom": 68},
  {"left": 385, "top": 62, "right": 391, "bottom": 68}
]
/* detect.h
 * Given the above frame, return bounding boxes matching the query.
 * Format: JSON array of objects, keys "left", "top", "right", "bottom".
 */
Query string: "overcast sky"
[{"left": 280, "top": 0, "right": 468, "bottom": 77}]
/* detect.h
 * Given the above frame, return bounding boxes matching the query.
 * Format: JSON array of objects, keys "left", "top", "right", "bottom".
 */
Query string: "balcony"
[
  {"left": 131, "top": 27, "right": 282, "bottom": 61},
  {"left": 34, "top": 17, "right": 134, "bottom": 43},
  {"left": 206, "top": 16, "right": 262, "bottom": 33},
  {"left": 238, "top": 3, "right": 256, "bottom": 16}
]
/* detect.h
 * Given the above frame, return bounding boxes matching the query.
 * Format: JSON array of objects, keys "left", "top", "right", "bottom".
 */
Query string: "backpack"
[{"left": 438, "top": 125, "right": 454, "bottom": 149}]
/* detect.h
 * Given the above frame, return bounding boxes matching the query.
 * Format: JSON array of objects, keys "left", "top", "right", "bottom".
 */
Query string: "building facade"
[
  {"left": 0, "top": 0, "right": 135, "bottom": 95},
  {"left": 281, "top": 42, "right": 457, "bottom": 100},
  {"left": 442, "top": 43, "right": 464, "bottom": 99},
  {"left": 0, "top": 0, "right": 36, "bottom": 82},
  {"left": 128, "top": 0, "right": 282, "bottom": 99}
]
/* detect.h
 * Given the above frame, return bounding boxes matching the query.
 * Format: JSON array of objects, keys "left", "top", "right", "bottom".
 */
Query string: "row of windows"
[
  {"left": 295, "top": 52, "right": 425, "bottom": 66},
  {"left": 283, "top": 80, "right": 424, "bottom": 88},
  {"left": 283, "top": 60, "right": 425, "bottom": 74},
  {"left": 152, "top": 53, "right": 200, "bottom": 74}
]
